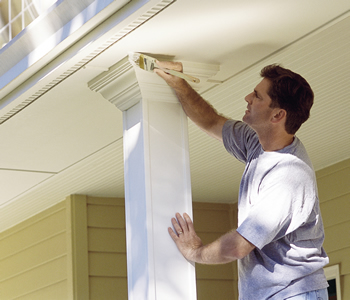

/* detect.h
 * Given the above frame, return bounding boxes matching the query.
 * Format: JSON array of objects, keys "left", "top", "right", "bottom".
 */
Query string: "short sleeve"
[{"left": 222, "top": 119, "right": 260, "bottom": 163}]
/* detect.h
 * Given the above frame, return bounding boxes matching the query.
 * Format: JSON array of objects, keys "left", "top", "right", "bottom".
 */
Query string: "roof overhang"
[{"left": 0, "top": 0, "right": 349, "bottom": 232}]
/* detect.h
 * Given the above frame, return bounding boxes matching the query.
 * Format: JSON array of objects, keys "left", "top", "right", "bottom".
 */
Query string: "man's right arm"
[{"left": 154, "top": 61, "right": 228, "bottom": 142}]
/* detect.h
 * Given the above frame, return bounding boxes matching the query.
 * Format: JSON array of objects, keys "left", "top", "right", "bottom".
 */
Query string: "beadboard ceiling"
[{"left": 0, "top": 0, "right": 349, "bottom": 231}]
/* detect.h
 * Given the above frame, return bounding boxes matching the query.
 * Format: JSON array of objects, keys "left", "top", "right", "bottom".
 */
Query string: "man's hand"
[
  {"left": 168, "top": 213, "right": 203, "bottom": 262},
  {"left": 169, "top": 212, "right": 255, "bottom": 265},
  {"left": 154, "top": 60, "right": 187, "bottom": 89}
]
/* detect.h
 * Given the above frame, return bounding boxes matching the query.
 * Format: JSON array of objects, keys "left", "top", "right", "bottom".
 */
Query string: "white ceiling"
[{"left": 0, "top": 0, "right": 349, "bottom": 231}]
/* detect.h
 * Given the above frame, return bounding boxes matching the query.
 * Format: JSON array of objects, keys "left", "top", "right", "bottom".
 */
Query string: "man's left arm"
[{"left": 169, "top": 213, "right": 255, "bottom": 264}]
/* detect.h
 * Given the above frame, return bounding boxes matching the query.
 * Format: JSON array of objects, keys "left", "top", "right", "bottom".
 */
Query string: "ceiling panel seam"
[
  {"left": 0, "top": 168, "right": 57, "bottom": 174},
  {"left": 0, "top": 0, "right": 176, "bottom": 125},
  {"left": 0, "top": 139, "right": 124, "bottom": 230}
]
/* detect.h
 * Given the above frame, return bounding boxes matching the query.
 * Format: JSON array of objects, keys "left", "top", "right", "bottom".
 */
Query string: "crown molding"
[
  {"left": 89, "top": 55, "right": 220, "bottom": 111},
  {"left": 88, "top": 57, "right": 141, "bottom": 111}
]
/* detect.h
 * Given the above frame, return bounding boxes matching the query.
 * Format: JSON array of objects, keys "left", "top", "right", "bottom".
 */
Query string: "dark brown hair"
[{"left": 260, "top": 64, "right": 314, "bottom": 134}]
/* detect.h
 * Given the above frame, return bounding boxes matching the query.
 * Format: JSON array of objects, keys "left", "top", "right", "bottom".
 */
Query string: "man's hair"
[{"left": 260, "top": 64, "right": 314, "bottom": 134}]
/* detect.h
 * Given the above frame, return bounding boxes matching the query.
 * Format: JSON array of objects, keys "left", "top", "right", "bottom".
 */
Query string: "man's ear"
[{"left": 271, "top": 109, "right": 286, "bottom": 123}]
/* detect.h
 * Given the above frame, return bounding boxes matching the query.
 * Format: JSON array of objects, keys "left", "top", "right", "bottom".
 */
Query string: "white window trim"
[{"left": 324, "top": 264, "right": 341, "bottom": 300}]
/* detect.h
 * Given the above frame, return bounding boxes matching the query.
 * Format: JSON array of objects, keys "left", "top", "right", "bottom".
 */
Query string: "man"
[{"left": 155, "top": 62, "right": 329, "bottom": 300}]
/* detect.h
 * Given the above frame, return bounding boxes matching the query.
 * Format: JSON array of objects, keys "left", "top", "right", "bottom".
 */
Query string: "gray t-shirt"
[{"left": 222, "top": 120, "right": 329, "bottom": 300}]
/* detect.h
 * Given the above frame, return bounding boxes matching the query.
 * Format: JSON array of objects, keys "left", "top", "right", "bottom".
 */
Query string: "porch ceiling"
[{"left": 0, "top": 0, "right": 349, "bottom": 231}]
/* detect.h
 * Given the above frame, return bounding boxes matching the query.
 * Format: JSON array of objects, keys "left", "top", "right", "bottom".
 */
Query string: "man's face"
[{"left": 243, "top": 78, "right": 278, "bottom": 131}]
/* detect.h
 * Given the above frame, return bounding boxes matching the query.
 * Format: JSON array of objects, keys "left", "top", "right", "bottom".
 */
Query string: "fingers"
[
  {"left": 169, "top": 212, "right": 194, "bottom": 237},
  {"left": 171, "top": 216, "right": 184, "bottom": 236},
  {"left": 175, "top": 212, "right": 189, "bottom": 233},
  {"left": 154, "top": 68, "right": 173, "bottom": 81},
  {"left": 156, "top": 60, "right": 183, "bottom": 72},
  {"left": 183, "top": 213, "right": 195, "bottom": 232},
  {"left": 154, "top": 61, "right": 187, "bottom": 88},
  {"left": 168, "top": 227, "right": 178, "bottom": 241}
]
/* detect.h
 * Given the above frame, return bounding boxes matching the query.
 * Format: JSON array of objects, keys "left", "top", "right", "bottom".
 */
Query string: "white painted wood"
[
  {"left": 122, "top": 66, "right": 196, "bottom": 300},
  {"left": 324, "top": 264, "right": 342, "bottom": 300}
]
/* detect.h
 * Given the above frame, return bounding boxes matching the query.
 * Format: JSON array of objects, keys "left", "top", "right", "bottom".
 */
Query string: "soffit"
[{"left": 0, "top": 0, "right": 349, "bottom": 231}]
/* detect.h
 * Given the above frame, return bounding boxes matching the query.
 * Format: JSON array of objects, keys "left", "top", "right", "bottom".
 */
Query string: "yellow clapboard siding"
[
  {"left": 0, "top": 201, "right": 68, "bottom": 300},
  {"left": 316, "top": 158, "right": 350, "bottom": 178},
  {"left": 90, "top": 277, "right": 127, "bottom": 300},
  {"left": 196, "top": 263, "right": 235, "bottom": 280},
  {"left": 0, "top": 232, "right": 66, "bottom": 281},
  {"left": 14, "top": 280, "right": 68, "bottom": 300},
  {"left": 89, "top": 252, "right": 127, "bottom": 277},
  {"left": 193, "top": 202, "right": 238, "bottom": 299},
  {"left": 87, "top": 198, "right": 128, "bottom": 299},
  {"left": 0, "top": 208, "right": 66, "bottom": 260},
  {"left": 343, "top": 275, "right": 350, "bottom": 300},
  {"left": 88, "top": 227, "right": 126, "bottom": 253},
  {"left": 193, "top": 209, "right": 232, "bottom": 233},
  {"left": 193, "top": 202, "right": 232, "bottom": 211},
  {"left": 0, "top": 201, "right": 65, "bottom": 239},
  {"left": 323, "top": 221, "right": 350, "bottom": 253},
  {"left": 197, "top": 279, "right": 236, "bottom": 300},
  {"left": 316, "top": 160, "right": 350, "bottom": 300},
  {"left": 327, "top": 248, "right": 350, "bottom": 276},
  {"left": 0, "top": 256, "right": 67, "bottom": 300},
  {"left": 87, "top": 205, "right": 125, "bottom": 229},
  {"left": 317, "top": 166, "right": 350, "bottom": 202},
  {"left": 320, "top": 194, "right": 350, "bottom": 227}
]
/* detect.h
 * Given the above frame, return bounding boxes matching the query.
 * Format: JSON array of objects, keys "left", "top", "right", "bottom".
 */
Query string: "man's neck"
[{"left": 257, "top": 130, "right": 295, "bottom": 152}]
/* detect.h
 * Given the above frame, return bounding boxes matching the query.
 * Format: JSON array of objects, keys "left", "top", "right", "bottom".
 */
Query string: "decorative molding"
[
  {"left": 89, "top": 55, "right": 220, "bottom": 111},
  {"left": 88, "top": 57, "right": 141, "bottom": 111}
]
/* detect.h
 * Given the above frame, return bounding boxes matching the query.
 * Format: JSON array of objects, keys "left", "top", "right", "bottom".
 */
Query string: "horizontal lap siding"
[
  {"left": 15, "top": 280, "right": 68, "bottom": 300},
  {"left": 193, "top": 202, "right": 238, "bottom": 300},
  {"left": 88, "top": 228, "right": 126, "bottom": 253},
  {"left": 0, "top": 201, "right": 68, "bottom": 300},
  {"left": 87, "top": 197, "right": 127, "bottom": 300},
  {"left": 86, "top": 198, "right": 239, "bottom": 300},
  {"left": 317, "top": 158, "right": 350, "bottom": 300},
  {"left": 89, "top": 277, "right": 127, "bottom": 300}
]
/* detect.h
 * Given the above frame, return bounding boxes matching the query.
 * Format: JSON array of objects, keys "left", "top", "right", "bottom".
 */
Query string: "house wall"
[
  {"left": 193, "top": 202, "right": 238, "bottom": 300},
  {"left": 0, "top": 158, "right": 349, "bottom": 299},
  {"left": 317, "top": 158, "right": 350, "bottom": 300},
  {"left": 0, "top": 195, "right": 237, "bottom": 300},
  {"left": 0, "top": 201, "right": 68, "bottom": 299},
  {"left": 85, "top": 197, "right": 238, "bottom": 300},
  {"left": 86, "top": 197, "right": 127, "bottom": 299}
]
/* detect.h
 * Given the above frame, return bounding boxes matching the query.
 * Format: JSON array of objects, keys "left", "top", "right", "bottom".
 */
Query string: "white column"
[{"left": 88, "top": 57, "right": 219, "bottom": 300}]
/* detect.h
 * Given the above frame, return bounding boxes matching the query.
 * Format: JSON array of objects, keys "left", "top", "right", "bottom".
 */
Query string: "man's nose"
[{"left": 245, "top": 93, "right": 252, "bottom": 104}]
